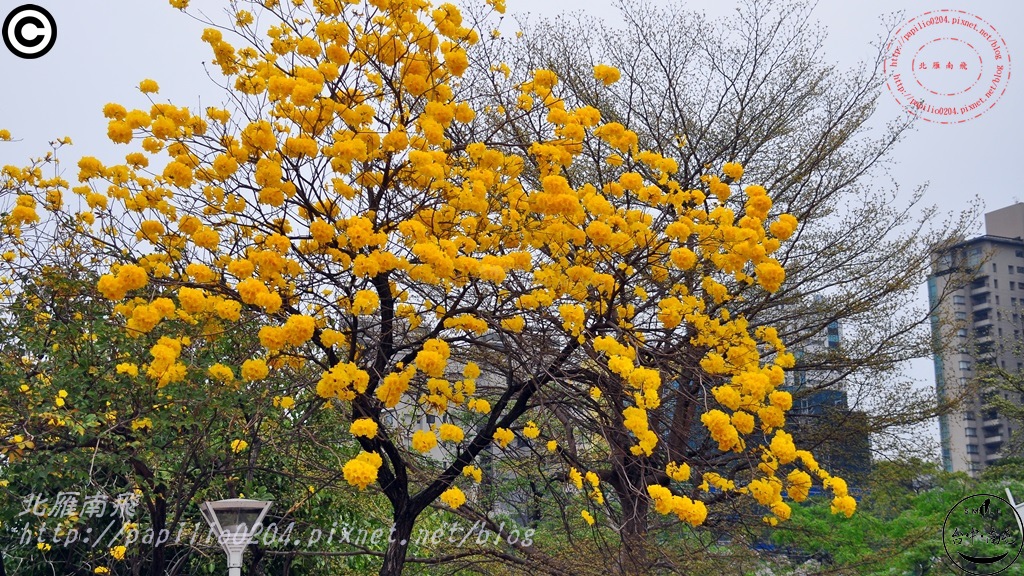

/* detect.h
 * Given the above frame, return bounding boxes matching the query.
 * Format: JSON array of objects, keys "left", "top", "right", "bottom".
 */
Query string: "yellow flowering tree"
[
  {"left": 508, "top": 0, "right": 977, "bottom": 453},
  {"left": 1, "top": 0, "right": 867, "bottom": 573},
  {"left": 454, "top": 0, "right": 981, "bottom": 569}
]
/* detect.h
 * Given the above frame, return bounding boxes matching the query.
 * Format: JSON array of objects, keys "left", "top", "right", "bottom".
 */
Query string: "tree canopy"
[{"left": 0, "top": 0, "right": 968, "bottom": 574}]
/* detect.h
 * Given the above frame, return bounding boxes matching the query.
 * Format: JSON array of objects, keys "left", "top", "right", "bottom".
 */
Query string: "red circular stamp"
[{"left": 885, "top": 10, "right": 1011, "bottom": 124}]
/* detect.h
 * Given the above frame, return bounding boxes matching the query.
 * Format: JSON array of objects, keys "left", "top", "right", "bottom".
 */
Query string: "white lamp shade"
[{"left": 200, "top": 499, "right": 273, "bottom": 539}]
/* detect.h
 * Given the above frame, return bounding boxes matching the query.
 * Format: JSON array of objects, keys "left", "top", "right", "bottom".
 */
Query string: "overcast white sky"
[{"left": 2, "top": 0, "right": 1022, "bottom": 449}]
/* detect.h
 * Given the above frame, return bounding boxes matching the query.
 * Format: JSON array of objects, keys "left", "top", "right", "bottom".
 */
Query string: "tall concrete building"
[{"left": 929, "top": 203, "right": 1024, "bottom": 475}]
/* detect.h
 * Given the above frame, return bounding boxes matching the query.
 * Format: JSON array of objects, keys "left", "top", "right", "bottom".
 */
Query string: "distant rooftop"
[{"left": 985, "top": 202, "right": 1024, "bottom": 240}]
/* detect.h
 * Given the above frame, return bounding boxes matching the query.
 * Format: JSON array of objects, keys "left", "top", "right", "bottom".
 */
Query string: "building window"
[
  {"left": 967, "top": 444, "right": 980, "bottom": 454},
  {"left": 1011, "top": 265, "right": 1016, "bottom": 274},
  {"left": 960, "top": 361, "right": 972, "bottom": 371},
  {"left": 956, "top": 311, "right": 967, "bottom": 320},
  {"left": 966, "top": 427, "right": 977, "bottom": 437},
  {"left": 995, "top": 279, "right": 1000, "bottom": 289},
  {"left": 993, "top": 263, "right": 999, "bottom": 272},
  {"left": 1013, "top": 281, "right": 1018, "bottom": 290},
  {"left": 966, "top": 411, "right": 976, "bottom": 420},
  {"left": 1019, "top": 266, "right": 1024, "bottom": 274},
  {"left": 1017, "top": 250, "right": 1024, "bottom": 258},
  {"left": 958, "top": 328, "right": 968, "bottom": 338},
  {"left": 954, "top": 295, "right": 966, "bottom": 305}
]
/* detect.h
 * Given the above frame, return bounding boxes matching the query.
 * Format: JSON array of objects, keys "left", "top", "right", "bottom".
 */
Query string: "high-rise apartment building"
[
  {"left": 929, "top": 203, "right": 1024, "bottom": 475},
  {"left": 786, "top": 313, "right": 870, "bottom": 483}
]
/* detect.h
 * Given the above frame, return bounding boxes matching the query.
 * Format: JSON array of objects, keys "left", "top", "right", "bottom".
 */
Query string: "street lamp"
[
  {"left": 199, "top": 499, "right": 272, "bottom": 576},
  {"left": 1006, "top": 488, "right": 1024, "bottom": 536}
]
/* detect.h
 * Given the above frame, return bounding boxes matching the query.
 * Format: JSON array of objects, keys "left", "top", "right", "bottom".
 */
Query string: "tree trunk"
[
  {"left": 617, "top": 481, "right": 651, "bottom": 576},
  {"left": 609, "top": 449, "right": 652, "bottom": 576},
  {"left": 378, "top": 516, "right": 415, "bottom": 576},
  {"left": 148, "top": 488, "right": 167, "bottom": 576}
]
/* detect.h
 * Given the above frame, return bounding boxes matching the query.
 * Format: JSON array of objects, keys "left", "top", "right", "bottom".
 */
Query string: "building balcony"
[
  {"left": 984, "top": 434, "right": 1003, "bottom": 444},
  {"left": 984, "top": 418, "right": 1002, "bottom": 428},
  {"left": 986, "top": 451, "right": 1003, "bottom": 462},
  {"left": 975, "top": 328, "right": 995, "bottom": 341},
  {"left": 971, "top": 283, "right": 991, "bottom": 296}
]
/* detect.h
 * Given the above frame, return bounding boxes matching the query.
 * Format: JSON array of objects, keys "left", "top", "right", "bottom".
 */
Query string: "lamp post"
[
  {"left": 1006, "top": 488, "right": 1024, "bottom": 536},
  {"left": 199, "top": 499, "right": 272, "bottom": 576}
]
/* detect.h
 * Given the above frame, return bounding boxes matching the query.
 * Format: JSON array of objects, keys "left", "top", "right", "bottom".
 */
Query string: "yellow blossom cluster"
[
  {"left": 493, "top": 427, "right": 514, "bottom": 448},
  {"left": 0, "top": 0, "right": 853, "bottom": 531},
  {"left": 462, "top": 465, "right": 483, "bottom": 482},
  {"left": 350, "top": 418, "right": 379, "bottom": 438},
  {"left": 411, "top": 429, "right": 438, "bottom": 453},
  {"left": 647, "top": 485, "right": 708, "bottom": 526},
  {"left": 440, "top": 486, "right": 466, "bottom": 508},
  {"left": 317, "top": 362, "right": 370, "bottom": 400},
  {"left": 343, "top": 451, "right": 383, "bottom": 490},
  {"left": 438, "top": 423, "right": 464, "bottom": 443}
]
